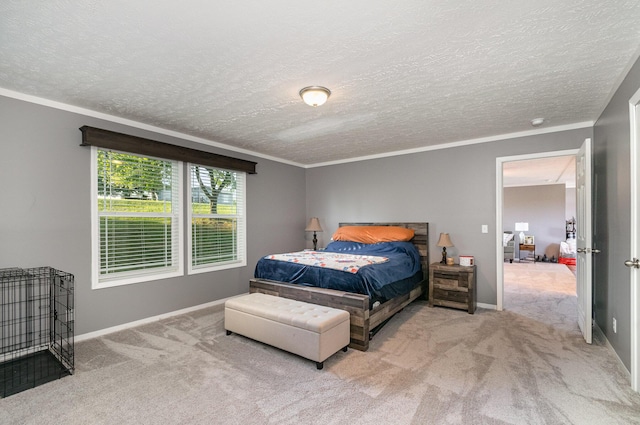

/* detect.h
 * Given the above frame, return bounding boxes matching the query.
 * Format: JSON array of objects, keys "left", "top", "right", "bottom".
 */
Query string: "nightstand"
[
  {"left": 519, "top": 244, "right": 535, "bottom": 261},
  {"left": 428, "top": 263, "right": 477, "bottom": 314}
]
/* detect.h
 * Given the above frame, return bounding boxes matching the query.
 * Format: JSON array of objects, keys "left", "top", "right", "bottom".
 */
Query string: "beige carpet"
[
  {"left": 504, "top": 262, "right": 578, "bottom": 333},
  {"left": 2, "top": 265, "right": 640, "bottom": 424}
]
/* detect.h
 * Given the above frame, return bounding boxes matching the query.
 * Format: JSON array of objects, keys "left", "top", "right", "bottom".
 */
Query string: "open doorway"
[
  {"left": 495, "top": 149, "right": 579, "bottom": 312},
  {"left": 501, "top": 155, "right": 578, "bottom": 323}
]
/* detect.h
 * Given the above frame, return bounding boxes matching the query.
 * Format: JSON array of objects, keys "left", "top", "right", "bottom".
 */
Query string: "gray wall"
[
  {"left": 565, "top": 187, "right": 576, "bottom": 221},
  {"left": 593, "top": 54, "right": 640, "bottom": 370},
  {"left": 306, "top": 128, "right": 591, "bottom": 306},
  {"left": 504, "top": 185, "right": 567, "bottom": 260},
  {"left": 0, "top": 95, "right": 307, "bottom": 335}
]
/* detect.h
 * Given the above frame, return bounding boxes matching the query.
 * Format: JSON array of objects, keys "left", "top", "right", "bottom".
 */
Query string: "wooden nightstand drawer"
[
  {"left": 432, "top": 271, "right": 469, "bottom": 289},
  {"left": 433, "top": 288, "right": 469, "bottom": 303},
  {"left": 429, "top": 263, "right": 477, "bottom": 314}
]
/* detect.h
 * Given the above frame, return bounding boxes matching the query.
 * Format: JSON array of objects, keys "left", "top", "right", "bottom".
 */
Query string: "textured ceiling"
[
  {"left": 503, "top": 155, "right": 576, "bottom": 188},
  {"left": 2, "top": 1, "right": 640, "bottom": 166}
]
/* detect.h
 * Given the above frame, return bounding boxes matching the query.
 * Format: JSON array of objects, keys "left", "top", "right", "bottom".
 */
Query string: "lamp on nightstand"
[
  {"left": 436, "top": 233, "right": 454, "bottom": 264},
  {"left": 515, "top": 222, "right": 529, "bottom": 243},
  {"left": 305, "top": 217, "right": 323, "bottom": 251}
]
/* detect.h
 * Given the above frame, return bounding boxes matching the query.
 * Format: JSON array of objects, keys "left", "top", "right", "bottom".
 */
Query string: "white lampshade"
[
  {"left": 515, "top": 222, "right": 529, "bottom": 243},
  {"left": 299, "top": 86, "right": 331, "bottom": 107}
]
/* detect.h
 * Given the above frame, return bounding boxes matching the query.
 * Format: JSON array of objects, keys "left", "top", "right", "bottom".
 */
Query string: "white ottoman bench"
[{"left": 225, "top": 293, "right": 350, "bottom": 369}]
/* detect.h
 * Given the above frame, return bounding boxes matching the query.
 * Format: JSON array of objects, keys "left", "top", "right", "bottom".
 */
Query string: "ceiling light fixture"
[
  {"left": 299, "top": 86, "right": 331, "bottom": 107},
  {"left": 531, "top": 117, "right": 545, "bottom": 127}
]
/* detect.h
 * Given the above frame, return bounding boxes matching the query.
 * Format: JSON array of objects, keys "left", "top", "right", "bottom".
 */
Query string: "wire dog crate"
[{"left": 0, "top": 267, "right": 74, "bottom": 398}]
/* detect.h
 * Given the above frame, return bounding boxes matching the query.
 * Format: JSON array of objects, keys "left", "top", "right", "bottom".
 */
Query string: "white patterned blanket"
[{"left": 266, "top": 251, "right": 389, "bottom": 274}]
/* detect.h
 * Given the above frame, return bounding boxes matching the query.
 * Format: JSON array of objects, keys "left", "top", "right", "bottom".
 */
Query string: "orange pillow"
[{"left": 331, "top": 226, "right": 415, "bottom": 244}]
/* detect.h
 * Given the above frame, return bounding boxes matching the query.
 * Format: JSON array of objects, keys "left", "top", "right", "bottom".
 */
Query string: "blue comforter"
[{"left": 254, "top": 241, "right": 423, "bottom": 305}]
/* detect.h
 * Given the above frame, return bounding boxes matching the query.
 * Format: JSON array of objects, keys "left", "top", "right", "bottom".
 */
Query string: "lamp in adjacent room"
[
  {"left": 515, "top": 222, "right": 529, "bottom": 243},
  {"left": 305, "top": 217, "right": 323, "bottom": 250},
  {"left": 436, "top": 233, "right": 453, "bottom": 264}
]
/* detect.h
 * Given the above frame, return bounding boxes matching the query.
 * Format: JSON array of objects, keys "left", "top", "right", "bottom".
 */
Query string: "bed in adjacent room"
[
  {"left": 250, "top": 222, "right": 429, "bottom": 351},
  {"left": 559, "top": 237, "right": 577, "bottom": 266}
]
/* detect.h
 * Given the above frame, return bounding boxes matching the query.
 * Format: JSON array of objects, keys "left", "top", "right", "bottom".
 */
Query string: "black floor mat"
[{"left": 0, "top": 350, "right": 71, "bottom": 398}]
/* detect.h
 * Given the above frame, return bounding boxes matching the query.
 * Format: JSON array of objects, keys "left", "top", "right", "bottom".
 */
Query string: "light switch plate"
[{"left": 482, "top": 225, "right": 488, "bottom": 233}]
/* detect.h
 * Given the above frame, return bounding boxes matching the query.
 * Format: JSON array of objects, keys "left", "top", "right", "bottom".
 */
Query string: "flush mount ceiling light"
[
  {"left": 299, "top": 86, "right": 331, "bottom": 107},
  {"left": 531, "top": 117, "right": 545, "bottom": 127}
]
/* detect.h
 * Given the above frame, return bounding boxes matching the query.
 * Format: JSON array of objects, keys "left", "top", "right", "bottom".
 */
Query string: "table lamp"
[
  {"left": 436, "top": 233, "right": 453, "bottom": 264},
  {"left": 305, "top": 217, "right": 323, "bottom": 250},
  {"left": 515, "top": 222, "right": 529, "bottom": 243}
]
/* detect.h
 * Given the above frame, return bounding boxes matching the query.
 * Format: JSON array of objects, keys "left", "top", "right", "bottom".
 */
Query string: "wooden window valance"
[{"left": 79, "top": 126, "right": 257, "bottom": 174}]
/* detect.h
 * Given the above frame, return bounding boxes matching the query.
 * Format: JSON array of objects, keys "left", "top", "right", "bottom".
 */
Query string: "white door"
[
  {"left": 576, "top": 138, "right": 593, "bottom": 344},
  {"left": 629, "top": 89, "right": 640, "bottom": 391}
]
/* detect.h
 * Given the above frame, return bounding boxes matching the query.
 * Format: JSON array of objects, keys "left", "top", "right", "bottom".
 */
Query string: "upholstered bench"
[{"left": 225, "top": 293, "right": 350, "bottom": 369}]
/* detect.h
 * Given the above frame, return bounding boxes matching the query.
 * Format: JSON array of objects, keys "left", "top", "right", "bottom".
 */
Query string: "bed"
[
  {"left": 250, "top": 222, "right": 429, "bottom": 351},
  {"left": 558, "top": 237, "right": 577, "bottom": 266}
]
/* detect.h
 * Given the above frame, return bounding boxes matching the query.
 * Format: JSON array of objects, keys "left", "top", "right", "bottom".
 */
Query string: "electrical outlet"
[
  {"left": 613, "top": 317, "right": 617, "bottom": 333},
  {"left": 481, "top": 225, "right": 488, "bottom": 233}
]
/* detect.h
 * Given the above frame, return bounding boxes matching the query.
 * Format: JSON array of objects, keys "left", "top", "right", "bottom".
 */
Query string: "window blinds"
[
  {"left": 97, "top": 149, "right": 182, "bottom": 282},
  {"left": 189, "top": 165, "right": 246, "bottom": 271}
]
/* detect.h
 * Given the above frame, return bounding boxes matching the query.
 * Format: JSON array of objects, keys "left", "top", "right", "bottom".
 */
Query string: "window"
[
  {"left": 85, "top": 126, "right": 254, "bottom": 288},
  {"left": 188, "top": 165, "right": 246, "bottom": 273},
  {"left": 92, "top": 147, "right": 183, "bottom": 288}
]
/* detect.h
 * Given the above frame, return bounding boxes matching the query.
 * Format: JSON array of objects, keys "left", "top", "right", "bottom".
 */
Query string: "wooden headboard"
[{"left": 338, "top": 222, "right": 429, "bottom": 279}]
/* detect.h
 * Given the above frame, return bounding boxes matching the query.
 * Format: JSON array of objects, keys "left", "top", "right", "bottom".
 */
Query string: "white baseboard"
[
  {"left": 75, "top": 296, "right": 498, "bottom": 342},
  {"left": 75, "top": 293, "right": 248, "bottom": 342}
]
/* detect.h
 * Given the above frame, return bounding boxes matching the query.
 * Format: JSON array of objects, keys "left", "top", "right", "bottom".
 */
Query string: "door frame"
[
  {"left": 629, "top": 88, "right": 640, "bottom": 391},
  {"left": 495, "top": 148, "right": 579, "bottom": 311}
]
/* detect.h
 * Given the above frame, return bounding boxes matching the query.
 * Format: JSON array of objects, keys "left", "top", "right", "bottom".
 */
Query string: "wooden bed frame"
[{"left": 249, "top": 222, "right": 429, "bottom": 351}]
